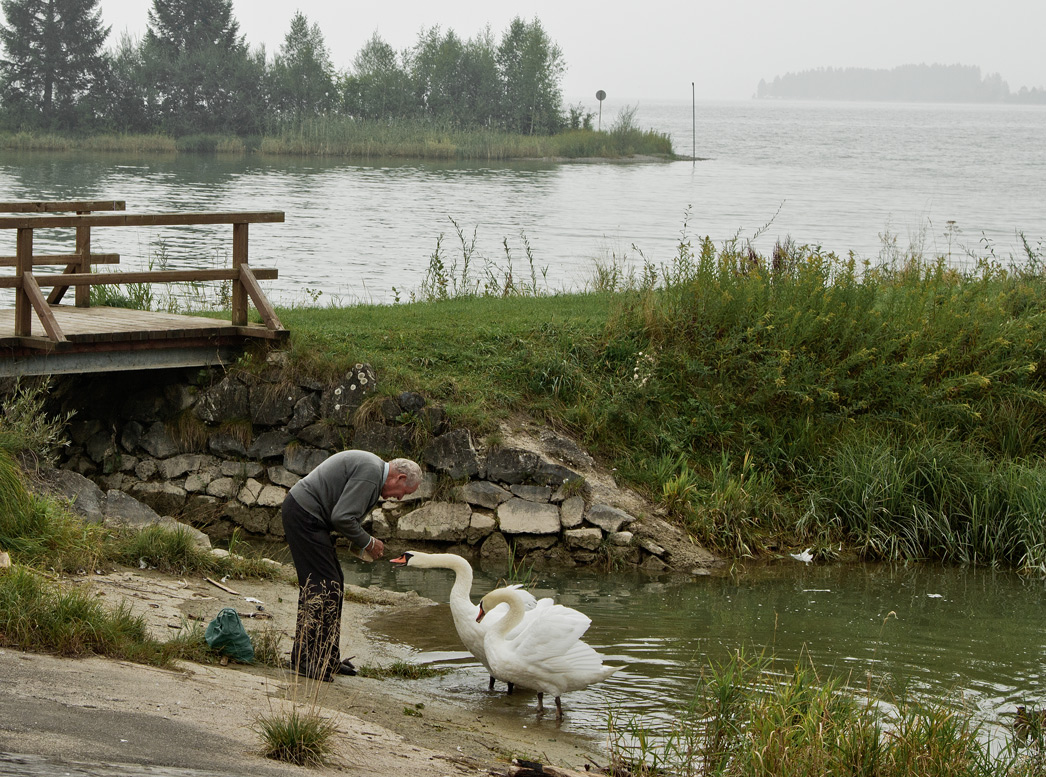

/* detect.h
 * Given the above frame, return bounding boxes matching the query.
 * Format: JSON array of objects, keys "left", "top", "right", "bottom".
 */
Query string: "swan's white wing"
[
  {"left": 505, "top": 600, "right": 591, "bottom": 662},
  {"left": 504, "top": 584, "right": 539, "bottom": 610}
]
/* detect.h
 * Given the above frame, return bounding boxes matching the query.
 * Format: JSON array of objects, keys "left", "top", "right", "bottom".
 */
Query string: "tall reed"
[{"left": 606, "top": 648, "right": 1026, "bottom": 777}]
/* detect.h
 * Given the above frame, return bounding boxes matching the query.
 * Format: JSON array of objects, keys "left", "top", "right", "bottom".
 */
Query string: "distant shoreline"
[{"left": 0, "top": 123, "right": 677, "bottom": 162}]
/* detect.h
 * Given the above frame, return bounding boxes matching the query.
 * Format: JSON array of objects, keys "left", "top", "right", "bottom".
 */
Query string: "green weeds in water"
[
  {"left": 355, "top": 660, "right": 448, "bottom": 680},
  {"left": 606, "top": 648, "right": 1031, "bottom": 777}
]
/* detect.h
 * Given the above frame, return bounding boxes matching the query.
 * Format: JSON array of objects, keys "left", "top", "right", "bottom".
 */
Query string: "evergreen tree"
[
  {"left": 268, "top": 11, "right": 334, "bottom": 121},
  {"left": 0, "top": 0, "right": 110, "bottom": 129},
  {"left": 100, "top": 32, "right": 153, "bottom": 134},
  {"left": 141, "top": 0, "right": 264, "bottom": 135}
]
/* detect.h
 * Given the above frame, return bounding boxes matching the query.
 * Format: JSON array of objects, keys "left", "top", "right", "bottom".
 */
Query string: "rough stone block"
[
  {"left": 208, "top": 433, "right": 248, "bottom": 458},
  {"left": 220, "top": 460, "right": 264, "bottom": 479},
  {"left": 396, "top": 502, "right": 472, "bottom": 542},
  {"left": 512, "top": 534, "right": 558, "bottom": 552},
  {"left": 455, "top": 481, "right": 511, "bottom": 510},
  {"left": 267, "top": 465, "right": 301, "bottom": 488},
  {"left": 559, "top": 495, "right": 585, "bottom": 529},
  {"left": 423, "top": 429, "right": 480, "bottom": 479},
  {"left": 283, "top": 445, "right": 330, "bottom": 476},
  {"left": 479, "top": 531, "right": 511, "bottom": 563},
  {"left": 104, "top": 489, "right": 175, "bottom": 528},
  {"left": 127, "top": 481, "right": 187, "bottom": 516},
  {"left": 158, "top": 453, "right": 211, "bottom": 480},
  {"left": 194, "top": 376, "right": 249, "bottom": 424},
  {"left": 206, "top": 477, "right": 239, "bottom": 499},
  {"left": 564, "top": 527, "right": 603, "bottom": 551},
  {"left": 497, "top": 498, "right": 560, "bottom": 535},
  {"left": 247, "top": 430, "right": 292, "bottom": 460},
  {"left": 467, "top": 511, "right": 497, "bottom": 544},
  {"left": 510, "top": 484, "right": 552, "bottom": 503},
  {"left": 139, "top": 422, "right": 181, "bottom": 459},
  {"left": 586, "top": 503, "right": 634, "bottom": 533},
  {"left": 43, "top": 469, "right": 106, "bottom": 523},
  {"left": 485, "top": 448, "right": 541, "bottom": 484},
  {"left": 249, "top": 382, "right": 304, "bottom": 426},
  {"left": 257, "top": 484, "right": 287, "bottom": 508}
]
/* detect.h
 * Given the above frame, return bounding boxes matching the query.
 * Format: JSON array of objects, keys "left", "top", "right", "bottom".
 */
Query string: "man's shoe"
[{"left": 336, "top": 658, "right": 357, "bottom": 676}]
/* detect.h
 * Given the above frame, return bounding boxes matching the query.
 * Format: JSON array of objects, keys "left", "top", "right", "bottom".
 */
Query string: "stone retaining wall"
[{"left": 46, "top": 357, "right": 671, "bottom": 570}]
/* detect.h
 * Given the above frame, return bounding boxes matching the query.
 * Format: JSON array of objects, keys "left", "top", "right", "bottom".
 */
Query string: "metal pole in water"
[{"left": 692, "top": 82, "right": 696, "bottom": 164}]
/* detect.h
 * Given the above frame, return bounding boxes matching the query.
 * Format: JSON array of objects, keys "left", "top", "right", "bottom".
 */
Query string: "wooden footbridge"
[{"left": 0, "top": 200, "right": 287, "bottom": 377}]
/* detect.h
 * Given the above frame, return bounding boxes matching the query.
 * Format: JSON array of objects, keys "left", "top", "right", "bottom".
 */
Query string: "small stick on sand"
[{"left": 204, "top": 577, "right": 240, "bottom": 595}]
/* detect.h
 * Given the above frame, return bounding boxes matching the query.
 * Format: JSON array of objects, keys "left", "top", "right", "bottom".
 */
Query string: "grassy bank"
[
  {"left": 0, "top": 118, "right": 674, "bottom": 160},
  {"left": 272, "top": 224, "right": 1046, "bottom": 572},
  {"left": 0, "top": 400, "right": 284, "bottom": 664}
]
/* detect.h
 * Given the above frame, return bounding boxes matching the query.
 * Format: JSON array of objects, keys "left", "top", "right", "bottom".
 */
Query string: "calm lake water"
[
  {"left": 349, "top": 556, "right": 1046, "bottom": 748},
  {"left": 2, "top": 100, "right": 1044, "bottom": 306}
]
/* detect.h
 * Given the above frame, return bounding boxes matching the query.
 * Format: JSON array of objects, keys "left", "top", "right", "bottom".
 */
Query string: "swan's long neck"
[
  {"left": 441, "top": 555, "right": 474, "bottom": 606},
  {"left": 413, "top": 553, "right": 476, "bottom": 612},
  {"left": 487, "top": 591, "right": 525, "bottom": 636}
]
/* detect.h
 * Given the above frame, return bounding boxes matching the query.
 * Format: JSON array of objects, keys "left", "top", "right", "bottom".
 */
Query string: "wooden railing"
[{"left": 0, "top": 201, "right": 285, "bottom": 343}]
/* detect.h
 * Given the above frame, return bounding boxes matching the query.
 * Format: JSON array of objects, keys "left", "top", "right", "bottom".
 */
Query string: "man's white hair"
[{"left": 388, "top": 458, "right": 423, "bottom": 489}]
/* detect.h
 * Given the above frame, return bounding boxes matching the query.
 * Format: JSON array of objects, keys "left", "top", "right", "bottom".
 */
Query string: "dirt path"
[{"left": 0, "top": 567, "right": 611, "bottom": 777}]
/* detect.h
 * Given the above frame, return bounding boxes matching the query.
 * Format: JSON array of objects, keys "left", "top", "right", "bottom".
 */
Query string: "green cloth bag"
[{"left": 204, "top": 607, "right": 255, "bottom": 663}]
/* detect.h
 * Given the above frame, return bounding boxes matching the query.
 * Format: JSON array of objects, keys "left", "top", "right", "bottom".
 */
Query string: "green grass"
[
  {"left": 0, "top": 565, "right": 164, "bottom": 662},
  {"left": 268, "top": 220, "right": 1046, "bottom": 571},
  {"left": 0, "top": 121, "right": 674, "bottom": 160},
  {"left": 606, "top": 647, "right": 1034, "bottom": 777},
  {"left": 254, "top": 706, "right": 339, "bottom": 766},
  {"left": 355, "top": 660, "right": 449, "bottom": 680}
]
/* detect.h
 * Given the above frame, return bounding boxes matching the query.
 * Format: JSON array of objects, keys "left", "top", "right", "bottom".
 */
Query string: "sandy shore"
[{"left": 0, "top": 567, "right": 611, "bottom": 776}]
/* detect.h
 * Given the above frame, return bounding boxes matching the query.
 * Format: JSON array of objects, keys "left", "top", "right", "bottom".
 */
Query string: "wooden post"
[
  {"left": 15, "top": 227, "right": 32, "bottom": 336},
  {"left": 232, "top": 222, "right": 248, "bottom": 326},
  {"left": 75, "top": 218, "right": 91, "bottom": 307}
]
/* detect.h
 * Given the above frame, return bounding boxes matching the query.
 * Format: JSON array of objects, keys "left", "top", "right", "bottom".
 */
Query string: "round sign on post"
[{"left": 595, "top": 90, "right": 606, "bottom": 131}]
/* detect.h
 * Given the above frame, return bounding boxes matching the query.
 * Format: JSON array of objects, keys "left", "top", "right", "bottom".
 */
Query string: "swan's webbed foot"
[
  {"left": 536, "top": 692, "right": 545, "bottom": 714},
  {"left": 555, "top": 696, "right": 563, "bottom": 721},
  {"left": 507, "top": 681, "right": 514, "bottom": 695},
  {"left": 488, "top": 675, "right": 496, "bottom": 691}
]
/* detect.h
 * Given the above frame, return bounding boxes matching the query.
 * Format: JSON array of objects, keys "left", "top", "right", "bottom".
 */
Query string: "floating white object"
[{"left": 789, "top": 548, "right": 814, "bottom": 563}]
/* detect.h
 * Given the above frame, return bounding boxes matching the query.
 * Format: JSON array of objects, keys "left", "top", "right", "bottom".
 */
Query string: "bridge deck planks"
[{"left": 0, "top": 304, "right": 284, "bottom": 350}]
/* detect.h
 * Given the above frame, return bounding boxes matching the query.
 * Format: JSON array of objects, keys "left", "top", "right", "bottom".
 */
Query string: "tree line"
[
  {"left": 0, "top": 0, "right": 582, "bottom": 136},
  {"left": 756, "top": 64, "right": 1046, "bottom": 104}
]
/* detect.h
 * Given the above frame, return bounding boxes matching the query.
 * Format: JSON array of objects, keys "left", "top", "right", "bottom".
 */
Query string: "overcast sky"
[{"left": 96, "top": 0, "right": 1046, "bottom": 103}]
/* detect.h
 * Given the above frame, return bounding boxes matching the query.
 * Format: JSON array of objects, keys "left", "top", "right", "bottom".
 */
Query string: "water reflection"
[
  {"left": 349, "top": 557, "right": 1046, "bottom": 741},
  {"left": 3, "top": 101, "right": 1044, "bottom": 309}
]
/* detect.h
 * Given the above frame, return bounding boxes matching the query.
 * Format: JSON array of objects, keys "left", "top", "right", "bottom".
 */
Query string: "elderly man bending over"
[{"left": 282, "top": 450, "right": 422, "bottom": 681}]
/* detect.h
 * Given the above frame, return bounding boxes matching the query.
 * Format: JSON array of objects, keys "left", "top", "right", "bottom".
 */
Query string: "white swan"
[
  {"left": 389, "top": 551, "right": 536, "bottom": 691},
  {"left": 477, "top": 586, "right": 622, "bottom": 719}
]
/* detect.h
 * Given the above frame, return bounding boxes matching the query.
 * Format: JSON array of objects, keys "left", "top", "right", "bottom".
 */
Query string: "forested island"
[
  {"left": 757, "top": 63, "right": 1046, "bottom": 104},
  {"left": 0, "top": 0, "right": 671, "bottom": 159}
]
